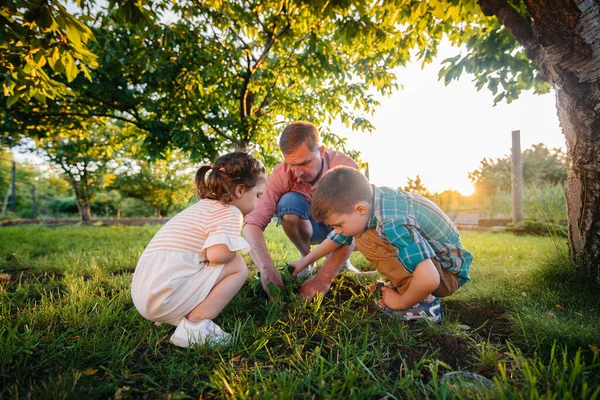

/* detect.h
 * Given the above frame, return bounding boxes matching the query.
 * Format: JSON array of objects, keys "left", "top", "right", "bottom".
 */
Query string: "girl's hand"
[{"left": 289, "top": 258, "right": 309, "bottom": 278}]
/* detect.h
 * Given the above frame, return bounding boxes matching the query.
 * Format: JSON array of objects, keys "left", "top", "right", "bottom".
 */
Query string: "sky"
[{"left": 328, "top": 43, "right": 565, "bottom": 196}]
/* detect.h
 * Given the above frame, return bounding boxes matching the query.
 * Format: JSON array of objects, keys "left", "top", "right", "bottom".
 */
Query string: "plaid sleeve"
[
  {"left": 327, "top": 230, "right": 354, "bottom": 246},
  {"left": 380, "top": 218, "right": 436, "bottom": 272}
]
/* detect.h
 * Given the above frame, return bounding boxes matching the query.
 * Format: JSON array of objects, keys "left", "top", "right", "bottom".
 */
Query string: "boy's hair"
[
  {"left": 311, "top": 166, "right": 372, "bottom": 222},
  {"left": 279, "top": 121, "right": 320, "bottom": 154},
  {"left": 195, "top": 152, "right": 265, "bottom": 204}
]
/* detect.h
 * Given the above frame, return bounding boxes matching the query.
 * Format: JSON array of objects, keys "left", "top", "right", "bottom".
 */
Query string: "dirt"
[{"left": 0, "top": 267, "right": 64, "bottom": 284}]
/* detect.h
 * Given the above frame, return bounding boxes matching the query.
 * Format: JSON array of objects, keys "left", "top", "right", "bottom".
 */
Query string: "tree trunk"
[
  {"left": 78, "top": 202, "right": 92, "bottom": 221},
  {"left": 527, "top": 0, "right": 600, "bottom": 282},
  {"left": 480, "top": 0, "right": 600, "bottom": 283}
]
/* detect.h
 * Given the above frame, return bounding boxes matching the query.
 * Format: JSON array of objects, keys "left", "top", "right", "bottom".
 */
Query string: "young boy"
[{"left": 289, "top": 166, "right": 473, "bottom": 323}]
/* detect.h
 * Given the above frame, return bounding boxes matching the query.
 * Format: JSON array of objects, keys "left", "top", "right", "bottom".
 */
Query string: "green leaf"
[
  {"left": 66, "top": 23, "right": 82, "bottom": 47},
  {"left": 6, "top": 94, "right": 20, "bottom": 108},
  {"left": 267, "top": 282, "right": 281, "bottom": 297}
]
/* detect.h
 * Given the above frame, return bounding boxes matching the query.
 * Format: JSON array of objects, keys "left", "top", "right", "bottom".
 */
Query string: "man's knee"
[
  {"left": 276, "top": 192, "right": 311, "bottom": 222},
  {"left": 280, "top": 213, "right": 303, "bottom": 226}
]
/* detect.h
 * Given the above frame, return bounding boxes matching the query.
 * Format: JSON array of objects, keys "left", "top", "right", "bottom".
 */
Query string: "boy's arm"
[
  {"left": 380, "top": 258, "right": 440, "bottom": 310},
  {"left": 289, "top": 238, "right": 343, "bottom": 277},
  {"left": 299, "top": 241, "right": 354, "bottom": 301}
]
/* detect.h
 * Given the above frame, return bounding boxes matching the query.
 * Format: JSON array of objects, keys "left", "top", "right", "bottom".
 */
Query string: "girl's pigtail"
[{"left": 195, "top": 165, "right": 213, "bottom": 198}]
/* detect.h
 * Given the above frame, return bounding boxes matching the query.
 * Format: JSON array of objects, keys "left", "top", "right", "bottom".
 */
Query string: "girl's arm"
[
  {"left": 206, "top": 244, "right": 237, "bottom": 264},
  {"left": 289, "top": 238, "right": 343, "bottom": 277}
]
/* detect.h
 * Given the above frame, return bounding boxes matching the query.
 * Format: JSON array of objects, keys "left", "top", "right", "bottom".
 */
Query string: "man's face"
[
  {"left": 324, "top": 203, "right": 370, "bottom": 237},
  {"left": 283, "top": 142, "right": 324, "bottom": 183}
]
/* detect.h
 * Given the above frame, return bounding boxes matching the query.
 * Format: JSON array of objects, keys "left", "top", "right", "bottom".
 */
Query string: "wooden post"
[
  {"left": 31, "top": 185, "right": 36, "bottom": 218},
  {"left": 11, "top": 161, "right": 16, "bottom": 213},
  {"left": 511, "top": 130, "right": 524, "bottom": 223}
]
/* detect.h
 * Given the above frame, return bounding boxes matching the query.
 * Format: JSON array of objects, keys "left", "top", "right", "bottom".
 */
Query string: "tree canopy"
[{"left": 2, "top": 0, "right": 547, "bottom": 162}]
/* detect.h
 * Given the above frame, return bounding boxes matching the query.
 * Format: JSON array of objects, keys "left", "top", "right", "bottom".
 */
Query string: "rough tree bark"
[
  {"left": 77, "top": 202, "right": 92, "bottom": 221},
  {"left": 479, "top": 0, "right": 600, "bottom": 282}
]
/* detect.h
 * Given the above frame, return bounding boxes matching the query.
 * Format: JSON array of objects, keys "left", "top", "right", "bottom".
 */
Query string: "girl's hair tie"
[
  {"left": 211, "top": 164, "right": 226, "bottom": 173},
  {"left": 219, "top": 167, "right": 226, "bottom": 173}
]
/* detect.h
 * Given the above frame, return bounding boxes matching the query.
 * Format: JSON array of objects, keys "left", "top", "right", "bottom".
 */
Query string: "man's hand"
[
  {"left": 260, "top": 265, "right": 283, "bottom": 298},
  {"left": 299, "top": 276, "right": 331, "bottom": 302},
  {"left": 289, "top": 258, "right": 310, "bottom": 278}
]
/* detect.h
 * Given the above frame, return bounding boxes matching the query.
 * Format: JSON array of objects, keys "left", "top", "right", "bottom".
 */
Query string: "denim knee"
[{"left": 276, "top": 192, "right": 311, "bottom": 225}]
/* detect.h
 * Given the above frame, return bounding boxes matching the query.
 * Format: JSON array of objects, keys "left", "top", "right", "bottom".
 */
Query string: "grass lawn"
[{"left": 0, "top": 224, "right": 599, "bottom": 399}]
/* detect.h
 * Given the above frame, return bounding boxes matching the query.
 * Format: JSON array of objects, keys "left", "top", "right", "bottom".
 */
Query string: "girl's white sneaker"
[{"left": 169, "top": 318, "right": 231, "bottom": 348}]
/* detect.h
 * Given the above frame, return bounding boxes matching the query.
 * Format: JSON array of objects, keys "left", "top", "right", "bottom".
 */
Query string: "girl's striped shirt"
[{"left": 142, "top": 199, "right": 248, "bottom": 256}]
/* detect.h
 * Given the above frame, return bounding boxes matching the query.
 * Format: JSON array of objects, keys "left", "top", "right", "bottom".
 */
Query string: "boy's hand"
[
  {"left": 379, "top": 286, "right": 404, "bottom": 310},
  {"left": 289, "top": 258, "right": 309, "bottom": 278},
  {"left": 299, "top": 276, "right": 331, "bottom": 302}
]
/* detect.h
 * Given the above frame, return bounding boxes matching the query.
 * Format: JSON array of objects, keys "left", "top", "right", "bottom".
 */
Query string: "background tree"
[
  {"left": 402, "top": 175, "right": 432, "bottom": 197},
  {"left": 469, "top": 143, "right": 567, "bottom": 197},
  {"left": 113, "top": 151, "right": 195, "bottom": 217},
  {"left": 30, "top": 121, "right": 127, "bottom": 221}
]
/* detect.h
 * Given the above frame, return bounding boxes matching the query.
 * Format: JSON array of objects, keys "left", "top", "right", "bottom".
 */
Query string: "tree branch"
[
  {"left": 35, "top": 112, "right": 140, "bottom": 127},
  {"left": 477, "top": 0, "right": 541, "bottom": 60},
  {"left": 190, "top": 101, "right": 236, "bottom": 144}
]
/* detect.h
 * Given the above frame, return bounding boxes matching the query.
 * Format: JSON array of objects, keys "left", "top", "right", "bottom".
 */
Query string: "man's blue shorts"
[{"left": 276, "top": 191, "right": 332, "bottom": 245}]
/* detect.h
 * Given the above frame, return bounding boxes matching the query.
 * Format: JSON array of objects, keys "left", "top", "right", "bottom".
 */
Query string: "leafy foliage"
[
  {"left": 3, "top": 0, "right": 550, "bottom": 162},
  {"left": 402, "top": 174, "right": 431, "bottom": 197},
  {"left": 0, "top": 0, "right": 98, "bottom": 106},
  {"left": 112, "top": 151, "right": 195, "bottom": 217},
  {"left": 469, "top": 143, "right": 566, "bottom": 197},
  {"left": 27, "top": 121, "right": 131, "bottom": 220}
]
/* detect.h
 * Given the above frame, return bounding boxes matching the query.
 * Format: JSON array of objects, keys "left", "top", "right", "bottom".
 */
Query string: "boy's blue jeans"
[{"left": 276, "top": 192, "right": 332, "bottom": 245}]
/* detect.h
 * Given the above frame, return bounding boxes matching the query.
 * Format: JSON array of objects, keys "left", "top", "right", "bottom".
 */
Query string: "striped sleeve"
[{"left": 202, "top": 205, "right": 250, "bottom": 253}]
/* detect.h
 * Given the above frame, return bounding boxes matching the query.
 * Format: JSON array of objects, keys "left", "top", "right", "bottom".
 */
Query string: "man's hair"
[
  {"left": 279, "top": 121, "right": 320, "bottom": 153},
  {"left": 311, "top": 166, "right": 372, "bottom": 222}
]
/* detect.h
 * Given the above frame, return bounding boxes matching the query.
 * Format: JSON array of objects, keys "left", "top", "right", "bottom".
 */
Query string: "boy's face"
[
  {"left": 283, "top": 141, "right": 325, "bottom": 184},
  {"left": 324, "top": 202, "right": 370, "bottom": 237}
]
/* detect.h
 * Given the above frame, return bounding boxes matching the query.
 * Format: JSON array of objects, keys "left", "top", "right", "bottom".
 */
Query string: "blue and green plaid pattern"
[{"left": 329, "top": 185, "right": 472, "bottom": 286}]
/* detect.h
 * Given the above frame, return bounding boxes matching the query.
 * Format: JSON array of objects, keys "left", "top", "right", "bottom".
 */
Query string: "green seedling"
[{"left": 267, "top": 281, "right": 281, "bottom": 298}]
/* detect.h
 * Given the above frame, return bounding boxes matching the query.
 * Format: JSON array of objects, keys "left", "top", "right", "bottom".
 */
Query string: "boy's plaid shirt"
[{"left": 329, "top": 185, "right": 472, "bottom": 286}]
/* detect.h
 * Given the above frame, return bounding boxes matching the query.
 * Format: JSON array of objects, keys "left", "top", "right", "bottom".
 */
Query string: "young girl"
[{"left": 131, "top": 152, "right": 266, "bottom": 348}]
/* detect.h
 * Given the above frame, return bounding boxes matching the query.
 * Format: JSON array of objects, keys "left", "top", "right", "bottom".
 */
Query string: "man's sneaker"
[
  {"left": 341, "top": 259, "right": 360, "bottom": 273},
  {"left": 297, "top": 263, "right": 314, "bottom": 278},
  {"left": 376, "top": 297, "right": 442, "bottom": 323},
  {"left": 170, "top": 318, "right": 231, "bottom": 348}
]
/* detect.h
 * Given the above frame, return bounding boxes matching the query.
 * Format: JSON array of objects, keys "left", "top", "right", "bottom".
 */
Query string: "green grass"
[{"left": 0, "top": 224, "right": 599, "bottom": 399}]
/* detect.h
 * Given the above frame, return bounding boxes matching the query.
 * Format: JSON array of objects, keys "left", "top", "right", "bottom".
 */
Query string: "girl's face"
[{"left": 231, "top": 176, "right": 266, "bottom": 216}]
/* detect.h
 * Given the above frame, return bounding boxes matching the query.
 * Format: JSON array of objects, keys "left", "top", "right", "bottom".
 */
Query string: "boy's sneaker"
[
  {"left": 376, "top": 297, "right": 442, "bottom": 324},
  {"left": 170, "top": 318, "right": 231, "bottom": 348},
  {"left": 297, "top": 263, "right": 314, "bottom": 278}
]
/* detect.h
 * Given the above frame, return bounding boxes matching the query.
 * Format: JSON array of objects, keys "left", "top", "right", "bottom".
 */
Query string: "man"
[{"left": 242, "top": 121, "right": 360, "bottom": 300}]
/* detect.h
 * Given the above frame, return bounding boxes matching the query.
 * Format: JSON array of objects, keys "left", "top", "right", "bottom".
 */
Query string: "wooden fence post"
[{"left": 511, "top": 130, "right": 524, "bottom": 223}]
